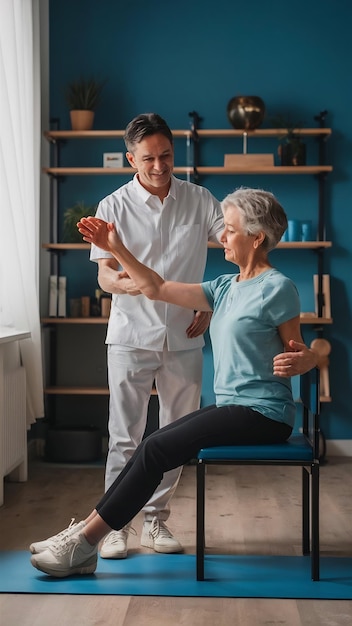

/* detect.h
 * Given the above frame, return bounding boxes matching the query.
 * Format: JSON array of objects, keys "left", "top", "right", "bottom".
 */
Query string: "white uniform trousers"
[{"left": 105, "top": 343, "right": 203, "bottom": 521}]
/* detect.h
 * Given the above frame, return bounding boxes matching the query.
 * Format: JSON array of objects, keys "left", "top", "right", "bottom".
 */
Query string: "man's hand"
[
  {"left": 186, "top": 311, "right": 212, "bottom": 338},
  {"left": 273, "top": 339, "right": 318, "bottom": 377}
]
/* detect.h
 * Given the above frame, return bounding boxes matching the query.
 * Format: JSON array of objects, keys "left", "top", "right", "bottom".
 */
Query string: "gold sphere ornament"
[{"left": 227, "top": 95, "right": 265, "bottom": 130}]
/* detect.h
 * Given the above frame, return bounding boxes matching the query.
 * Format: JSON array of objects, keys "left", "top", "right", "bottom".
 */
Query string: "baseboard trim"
[{"left": 326, "top": 439, "right": 352, "bottom": 457}]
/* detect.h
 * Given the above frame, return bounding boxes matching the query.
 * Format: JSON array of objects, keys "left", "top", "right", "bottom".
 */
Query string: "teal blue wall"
[{"left": 48, "top": 0, "right": 352, "bottom": 441}]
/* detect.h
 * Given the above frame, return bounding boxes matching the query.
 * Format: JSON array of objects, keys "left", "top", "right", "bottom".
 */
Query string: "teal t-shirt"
[{"left": 201, "top": 268, "right": 300, "bottom": 427}]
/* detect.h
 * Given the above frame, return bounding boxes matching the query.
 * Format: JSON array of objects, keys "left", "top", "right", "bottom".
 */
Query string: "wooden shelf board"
[
  {"left": 42, "top": 243, "right": 90, "bottom": 250},
  {"left": 300, "top": 316, "right": 333, "bottom": 324},
  {"left": 42, "top": 317, "right": 108, "bottom": 324},
  {"left": 196, "top": 128, "right": 332, "bottom": 138},
  {"left": 44, "top": 130, "right": 190, "bottom": 141},
  {"left": 44, "top": 384, "right": 326, "bottom": 401},
  {"left": 43, "top": 165, "right": 332, "bottom": 176},
  {"left": 43, "top": 166, "right": 133, "bottom": 175},
  {"left": 44, "top": 386, "right": 157, "bottom": 396},
  {"left": 277, "top": 241, "right": 332, "bottom": 249},
  {"left": 41, "top": 315, "right": 332, "bottom": 326},
  {"left": 43, "top": 166, "right": 191, "bottom": 176},
  {"left": 44, "top": 128, "right": 332, "bottom": 142},
  {"left": 197, "top": 166, "right": 332, "bottom": 175},
  {"left": 43, "top": 241, "right": 226, "bottom": 250},
  {"left": 208, "top": 241, "right": 332, "bottom": 249},
  {"left": 43, "top": 165, "right": 333, "bottom": 177}
]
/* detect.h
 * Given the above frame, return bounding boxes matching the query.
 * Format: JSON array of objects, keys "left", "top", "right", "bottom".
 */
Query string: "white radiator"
[{"left": 0, "top": 366, "right": 27, "bottom": 505}]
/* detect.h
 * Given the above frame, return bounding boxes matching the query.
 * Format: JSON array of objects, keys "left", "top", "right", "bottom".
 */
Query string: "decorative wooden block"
[{"left": 224, "top": 154, "right": 274, "bottom": 169}]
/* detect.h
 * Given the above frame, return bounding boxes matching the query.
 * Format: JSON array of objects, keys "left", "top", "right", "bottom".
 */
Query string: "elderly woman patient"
[{"left": 30, "top": 187, "right": 317, "bottom": 578}]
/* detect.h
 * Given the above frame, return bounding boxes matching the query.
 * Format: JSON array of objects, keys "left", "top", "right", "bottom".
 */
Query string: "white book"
[
  {"left": 58, "top": 276, "right": 67, "bottom": 317},
  {"left": 48, "top": 275, "right": 58, "bottom": 317},
  {"left": 313, "top": 274, "right": 331, "bottom": 319}
]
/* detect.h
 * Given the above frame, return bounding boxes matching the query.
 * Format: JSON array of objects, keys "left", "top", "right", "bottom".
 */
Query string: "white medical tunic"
[{"left": 90, "top": 174, "right": 223, "bottom": 351}]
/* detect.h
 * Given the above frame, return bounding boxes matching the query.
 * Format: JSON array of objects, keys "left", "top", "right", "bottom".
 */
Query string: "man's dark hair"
[{"left": 124, "top": 113, "right": 173, "bottom": 152}]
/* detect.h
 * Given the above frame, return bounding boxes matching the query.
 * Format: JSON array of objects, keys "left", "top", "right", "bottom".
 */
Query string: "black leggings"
[{"left": 96, "top": 404, "right": 292, "bottom": 529}]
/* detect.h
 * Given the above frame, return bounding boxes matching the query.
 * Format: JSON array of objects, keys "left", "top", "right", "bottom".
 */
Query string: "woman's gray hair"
[{"left": 221, "top": 187, "right": 288, "bottom": 251}]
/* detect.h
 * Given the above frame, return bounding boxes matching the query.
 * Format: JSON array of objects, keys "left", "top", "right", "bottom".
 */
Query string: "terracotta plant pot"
[{"left": 70, "top": 109, "right": 94, "bottom": 131}]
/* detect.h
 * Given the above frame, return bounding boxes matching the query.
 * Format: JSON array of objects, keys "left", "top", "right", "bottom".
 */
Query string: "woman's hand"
[
  {"left": 77, "top": 217, "right": 120, "bottom": 253},
  {"left": 117, "top": 270, "right": 141, "bottom": 295},
  {"left": 273, "top": 339, "right": 318, "bottom": 377}
]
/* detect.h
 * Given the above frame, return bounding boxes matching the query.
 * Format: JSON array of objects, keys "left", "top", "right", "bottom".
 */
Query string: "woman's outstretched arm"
[{"left": 78, "top": 217, "right": 212, "bottom": 312}]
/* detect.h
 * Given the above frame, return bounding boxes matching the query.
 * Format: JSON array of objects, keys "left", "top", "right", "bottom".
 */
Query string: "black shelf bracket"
[{"left": 189, "top": 110, "right": 202, "bottom": 182}]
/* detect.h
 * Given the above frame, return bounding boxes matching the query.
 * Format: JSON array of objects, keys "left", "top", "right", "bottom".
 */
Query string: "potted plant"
[
  {"left": 271, "top": 114, "right": 306, "bottom": 166},
  {"left": 63, "top": 201, "right": 97, "bottom": 243},
  {"left": 65, "top": 77, "right": 106, "bottom": 130}
]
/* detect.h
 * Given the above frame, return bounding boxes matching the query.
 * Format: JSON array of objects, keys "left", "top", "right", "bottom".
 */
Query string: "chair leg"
[
  {"left": 302, "top": 467, "right": 310, "bottom": 555},
  {"left": 311, "top": 464, "right": 320, "bottom": 581},
  {"left": 196, "top": 461, "right": 206, "bottom": 581}
]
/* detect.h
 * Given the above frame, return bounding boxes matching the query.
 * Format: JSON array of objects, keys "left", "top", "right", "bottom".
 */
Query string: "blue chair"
[{"left": 196, "top": 368, "right": 320, "bottom": 581}]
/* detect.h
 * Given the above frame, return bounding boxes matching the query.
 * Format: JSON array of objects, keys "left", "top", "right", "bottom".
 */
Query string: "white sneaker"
[
  {"left": 30, "top": 531, "right": 97, "bottom": 578},
  {"left": 141, "top": 517, "right": 183, "bottom": 553},
  {"left": 29, "top": 519, "right": 86, "bottom": 554},
  {"left": 100, "top": 527, "right": 133, "bottom": 559}
]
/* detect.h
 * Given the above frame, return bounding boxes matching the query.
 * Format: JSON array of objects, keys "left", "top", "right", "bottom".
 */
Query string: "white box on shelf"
[
  {"left": 103, "top": 152, "right": 123, "bottom": 168},
  {"left": 48, "top": 275, "right": 58, "bottom": 317}
]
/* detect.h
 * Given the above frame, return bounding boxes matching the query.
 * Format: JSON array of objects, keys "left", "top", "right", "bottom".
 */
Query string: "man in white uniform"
[{"left": 90, "top": 113, "right": 223, "bottom": 558}]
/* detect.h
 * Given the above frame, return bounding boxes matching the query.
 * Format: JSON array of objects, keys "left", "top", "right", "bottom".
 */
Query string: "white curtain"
[{"left": 0, "top": 0, "right": 44, "bottom": 426}]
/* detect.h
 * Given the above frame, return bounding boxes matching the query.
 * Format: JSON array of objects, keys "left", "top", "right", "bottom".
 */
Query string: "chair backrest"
[{"left": 300, "top": 367, "right": 320, "bottom": 457}]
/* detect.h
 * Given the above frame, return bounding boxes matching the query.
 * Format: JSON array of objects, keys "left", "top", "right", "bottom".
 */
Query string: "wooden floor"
[{"left": 1, "top": 456, "right": 352, "bottom": 625}]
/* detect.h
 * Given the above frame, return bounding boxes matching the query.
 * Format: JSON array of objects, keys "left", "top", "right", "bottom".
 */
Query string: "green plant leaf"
[
  {"left": 270, "top": 114, "right": 305, "bottom": 143},
  {"left": 65, "top": 78, "right": 106, "bottom": 111},
  {"left": 63, "top": 201, "right": 97, "bottom": 243}
]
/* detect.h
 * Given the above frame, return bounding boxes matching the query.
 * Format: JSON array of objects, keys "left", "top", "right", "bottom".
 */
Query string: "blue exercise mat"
[{"left": 1, "top": 552, "right": 352, "bottom": 599}]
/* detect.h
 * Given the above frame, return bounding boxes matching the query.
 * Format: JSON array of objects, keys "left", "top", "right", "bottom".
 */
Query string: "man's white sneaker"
[
  {"left": 141, "top": 517, "right": 183, "bottom": 553},
  {"left": 29, "top": 519, "right": 86, "bottom": 554},
  {"left": 30, "top": 531, "right": 97, "bottom": 578},
  {"left": 100, "top": 527, "right": 133, "bottom": 559}
]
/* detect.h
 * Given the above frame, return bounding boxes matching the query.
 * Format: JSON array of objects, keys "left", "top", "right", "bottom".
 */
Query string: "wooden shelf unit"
[{"left": 42, "top": 119, "right": 333, "bottom": 419}]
